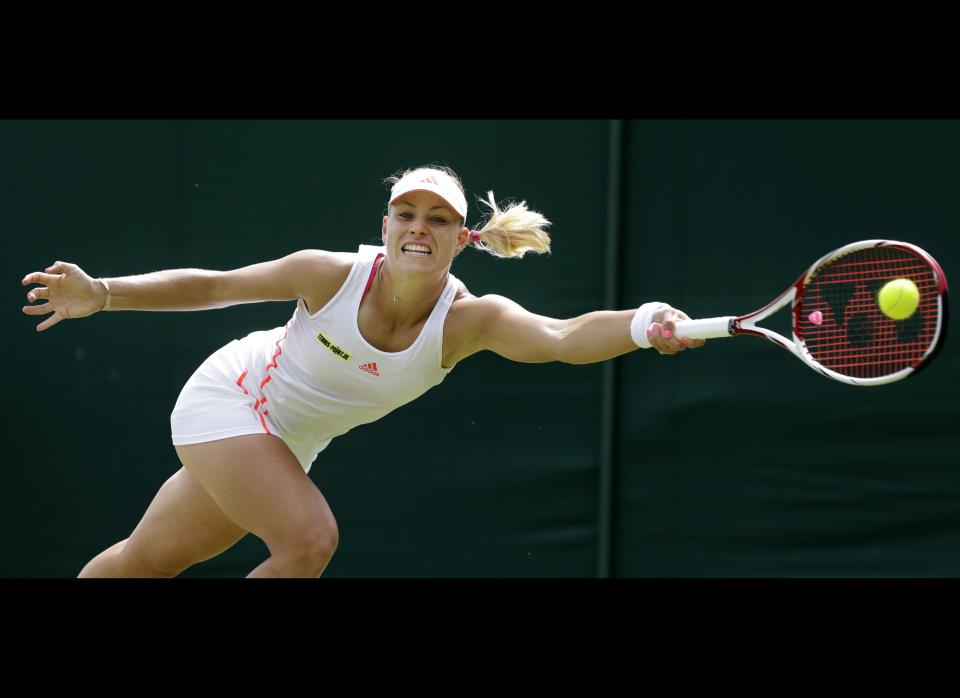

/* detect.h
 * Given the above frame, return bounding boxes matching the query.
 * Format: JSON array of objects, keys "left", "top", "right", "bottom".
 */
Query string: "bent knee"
[
  {"left": 123, "top": 544, "right": 187, "bottom": 578},
  {"left": 300, "top": 525, "right": 340, "bottom": 561},
  {"left": 275, "top": 524, "right": 339, "bottom": 572},
  {"left": 123, "top": 535, "right": 226, "bottom": 578},
  {"left": 83, "top": 538, "right": 181, "bottom": 578}
]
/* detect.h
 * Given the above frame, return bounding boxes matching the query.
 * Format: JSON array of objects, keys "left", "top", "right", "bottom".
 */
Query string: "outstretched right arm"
[{"left": 21, "top": 250, "right": 346, "bottom": 332}]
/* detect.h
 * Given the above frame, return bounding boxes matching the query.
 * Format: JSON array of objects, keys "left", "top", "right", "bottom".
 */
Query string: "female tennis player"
[{"left": 21, "top": 165, "right": 703, "bottom": 578}]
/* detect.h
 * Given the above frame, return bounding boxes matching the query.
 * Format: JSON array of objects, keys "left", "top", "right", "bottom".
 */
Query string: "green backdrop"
[{"left": 5, "top": 120, "right": 958, "bottom": 577}]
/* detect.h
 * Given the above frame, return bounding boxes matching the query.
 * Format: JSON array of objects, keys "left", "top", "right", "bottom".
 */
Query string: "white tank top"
[{"left": 238, "top": 244, "right": 459, "bottom": 467}]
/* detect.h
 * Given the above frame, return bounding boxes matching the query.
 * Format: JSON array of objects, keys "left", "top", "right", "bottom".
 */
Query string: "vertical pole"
[{"left": 597, "top": 119, "right": 624, "bottom": 578}]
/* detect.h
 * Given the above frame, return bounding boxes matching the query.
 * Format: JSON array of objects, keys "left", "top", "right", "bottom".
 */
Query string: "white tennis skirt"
[{"left": 170, "top": 331, "right": 317, "bottom": 472}]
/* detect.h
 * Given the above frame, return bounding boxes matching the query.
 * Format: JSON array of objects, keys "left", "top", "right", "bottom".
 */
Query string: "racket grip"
[{"left": 671, "top": 317, "right": 735, "bottom": 340}]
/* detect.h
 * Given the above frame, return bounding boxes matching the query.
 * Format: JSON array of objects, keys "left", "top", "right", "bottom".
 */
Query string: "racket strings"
[{"left": 797, "top": 247, "right": 940, "bottom": 378}]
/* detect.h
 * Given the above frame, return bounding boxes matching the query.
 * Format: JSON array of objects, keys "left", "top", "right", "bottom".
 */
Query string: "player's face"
[{"left": 382, "top": 189, "right": 469, "bottom": 273}]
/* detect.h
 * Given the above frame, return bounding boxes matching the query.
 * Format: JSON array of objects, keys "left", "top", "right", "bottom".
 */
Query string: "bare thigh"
[
  {"left": 124, "top": 465, "right": 249, "bottom": 576},
  {"left": 174, "top": 434, "right": 338, "bottom": 559}
]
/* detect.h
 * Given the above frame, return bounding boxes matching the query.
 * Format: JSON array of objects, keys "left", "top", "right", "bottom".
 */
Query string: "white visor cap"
[{"left": 388, "top": 171, "right": 468, "bottom": 222}]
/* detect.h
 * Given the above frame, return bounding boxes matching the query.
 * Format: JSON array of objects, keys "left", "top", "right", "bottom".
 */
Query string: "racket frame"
[{"left": 673, "top": 239, "right": 949, "bottom": 386}]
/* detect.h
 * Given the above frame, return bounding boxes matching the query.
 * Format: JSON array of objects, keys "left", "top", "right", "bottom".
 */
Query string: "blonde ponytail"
[
  {"left": 383, "top": 165, "right": 552, "bottom": 259},
  {"left": 469, "top": 191, "right": 552, "bottom": 259}
]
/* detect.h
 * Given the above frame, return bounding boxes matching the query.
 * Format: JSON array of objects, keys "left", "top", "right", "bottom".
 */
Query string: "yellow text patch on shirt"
[{"left": 316, "top": 331, "right": 352, "bottom": 361}]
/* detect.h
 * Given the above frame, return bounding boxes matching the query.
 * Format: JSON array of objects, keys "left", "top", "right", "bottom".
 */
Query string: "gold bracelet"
[{"left": 99, "top": 278, "right": 111, "bottom": 311}]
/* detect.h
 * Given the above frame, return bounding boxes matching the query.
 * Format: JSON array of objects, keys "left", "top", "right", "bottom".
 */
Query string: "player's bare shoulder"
[
  {"left": 295, "top": 249, "right": 356, "bottom": 314},
  {"left": 442, "top": 287, "right": 507, "bottom": 367},
  {"left": 212, "top": 248, "right": 355, "bottom": 308}
]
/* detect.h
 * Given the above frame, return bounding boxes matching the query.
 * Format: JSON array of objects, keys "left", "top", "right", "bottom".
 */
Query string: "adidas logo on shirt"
[{"left": 359, "top": 362, "right": 380, "bottom": 376}]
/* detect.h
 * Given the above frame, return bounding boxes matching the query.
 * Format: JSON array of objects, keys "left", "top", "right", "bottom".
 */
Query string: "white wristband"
[{"left": 630, "top": 302, "right": 669, "bottom": 349}]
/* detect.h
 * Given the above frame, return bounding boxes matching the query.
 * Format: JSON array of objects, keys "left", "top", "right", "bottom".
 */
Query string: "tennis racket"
[{"left": 671, "top": 240, "right": 949, "bottom": 386}]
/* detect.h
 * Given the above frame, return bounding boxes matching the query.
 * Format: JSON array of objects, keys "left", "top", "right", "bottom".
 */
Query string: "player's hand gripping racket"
[{"left": 671, "top": 240, "right": 949, "bottom": 386}]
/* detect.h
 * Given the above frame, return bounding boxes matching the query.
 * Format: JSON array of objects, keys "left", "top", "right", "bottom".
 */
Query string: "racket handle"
[{"left": 671, "top": 316, "right": 736, "bottom": 340}]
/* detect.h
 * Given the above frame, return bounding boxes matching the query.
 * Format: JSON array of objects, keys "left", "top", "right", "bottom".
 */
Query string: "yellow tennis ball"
[{"left": 878, "top": 278, "right": 920, "bottom": 320}]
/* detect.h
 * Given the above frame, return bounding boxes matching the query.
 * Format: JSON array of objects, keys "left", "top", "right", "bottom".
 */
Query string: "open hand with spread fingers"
[{"left": 21, "top": 261, "right": 108, "bottom": 332}]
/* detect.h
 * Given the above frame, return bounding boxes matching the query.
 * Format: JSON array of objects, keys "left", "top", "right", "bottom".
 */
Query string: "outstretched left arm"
[{"left": 452, "top": 294, "right": 703, "bottom": 366}]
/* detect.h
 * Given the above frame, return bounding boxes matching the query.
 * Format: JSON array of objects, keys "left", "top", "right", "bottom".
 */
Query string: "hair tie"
[{"left": 468, "top": 229, "right": 481, "bottom": 243}]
